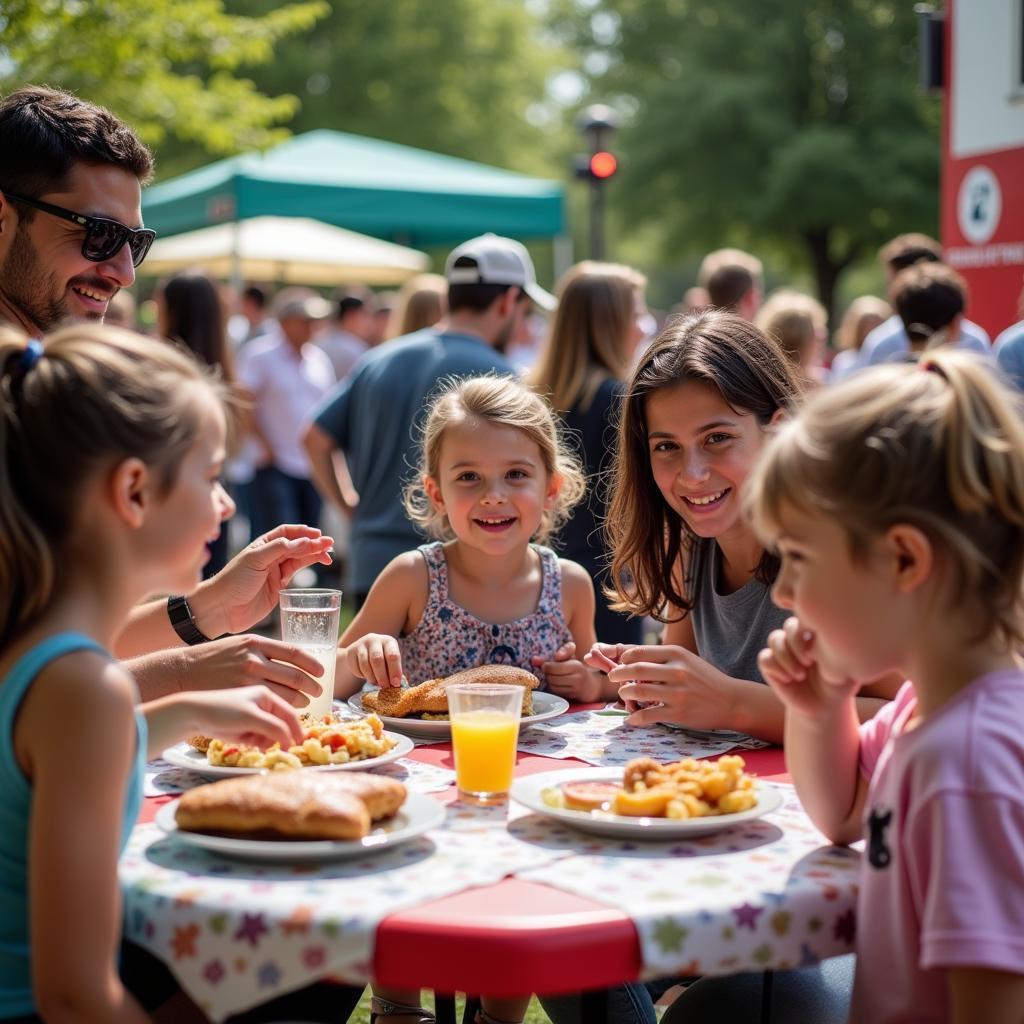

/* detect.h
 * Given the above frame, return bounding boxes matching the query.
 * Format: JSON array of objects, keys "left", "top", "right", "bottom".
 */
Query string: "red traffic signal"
[
  {"left": 590, "top": 151, "right": 617, "bottom": 179},
  {"left": 574, "top": 151, "right": 619, "bottom": 182}
]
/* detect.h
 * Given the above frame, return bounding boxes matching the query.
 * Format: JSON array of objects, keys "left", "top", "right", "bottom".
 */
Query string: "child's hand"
[
  {"left": 344, "top": 634, "right": 403, "bottom": 688},
  {"left": 534, "top": 643, "right": 605, "bottom": 703},
  {"left": 186, "top": 686, "right": 303, "bottom": 750},
  {"left": 758, "top": 617, "right": 861, "bottom": 720},
  {"left": 584, "top": 642, "right": 633, "bottom": 674}
]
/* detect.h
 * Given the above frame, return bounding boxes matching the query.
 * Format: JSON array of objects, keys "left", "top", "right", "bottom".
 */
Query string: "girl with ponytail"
[
  {"left": 0, "top": 325, "right": 355, "bottom": 1021},
  {"left": 750, "top": 351, "right": 1024, "bottom": 1022}
]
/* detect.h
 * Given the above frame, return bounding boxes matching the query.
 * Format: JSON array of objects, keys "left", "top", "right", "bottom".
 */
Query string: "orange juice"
[{"left": 451, "top": 710, "right": 520, "bottom": 799}]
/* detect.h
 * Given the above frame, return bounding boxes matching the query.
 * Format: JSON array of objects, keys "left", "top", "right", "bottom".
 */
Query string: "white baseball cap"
[{"left": 445, "top": 233, "right": 557, "bottom": 311}]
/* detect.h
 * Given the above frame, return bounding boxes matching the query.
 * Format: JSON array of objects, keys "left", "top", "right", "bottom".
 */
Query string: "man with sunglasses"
[
  {"left": 0, "top": 87, "right": 358, "bottom": 738},
  {"left": 0, "top": 85, "right": 154, "bottom": 335}
]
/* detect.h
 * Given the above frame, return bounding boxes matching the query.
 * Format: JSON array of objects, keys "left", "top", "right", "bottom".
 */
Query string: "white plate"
[
  {"left": 161, "top": 731, "right": 414, "bottom": 779},
  {"left": 347, "top": 690, "right": 570, "bottom": 740},
  {"left": 511, "top": 767, "right": 784, "bottom": 839},
  {"left": 155, "top": 791, "right": 445, "bottom": 862}
]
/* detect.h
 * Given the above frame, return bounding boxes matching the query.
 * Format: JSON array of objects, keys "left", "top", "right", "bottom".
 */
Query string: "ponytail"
[
  {"left": 749, "top": 350, "right": 1024, "bottom": 648},
  {"left": 0, "top": 324, "right": 226, "bottom": 648}
]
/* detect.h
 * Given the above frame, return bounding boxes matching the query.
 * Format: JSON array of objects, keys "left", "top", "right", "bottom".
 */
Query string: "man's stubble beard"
[{"left": 0, "top": 225, "right": 73, "bottom": 333}]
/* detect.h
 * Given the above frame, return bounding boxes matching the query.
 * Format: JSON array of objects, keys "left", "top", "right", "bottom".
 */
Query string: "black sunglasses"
[{"left": 2, "top": 191, "right": 156, "bottom": 267}]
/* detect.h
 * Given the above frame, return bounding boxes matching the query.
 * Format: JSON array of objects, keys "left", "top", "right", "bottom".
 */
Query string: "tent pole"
[
  {"left": 553, "top": 233, "right": 573, "bottom": 280},
  {"left": 230, "top": 221, "right": 242, "bottom": 296}
]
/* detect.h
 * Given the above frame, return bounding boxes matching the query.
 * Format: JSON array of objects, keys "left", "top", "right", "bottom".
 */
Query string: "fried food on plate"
[
  {"left": 362, "top": 664, "right": 540, "bottom": 719},
  {"left": 175, "top": 771, "right": 406, "bottom": 841}
]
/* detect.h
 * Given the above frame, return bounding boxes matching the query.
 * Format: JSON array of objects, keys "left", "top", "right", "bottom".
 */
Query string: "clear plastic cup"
[
  {"left": 448, "top": 684, "right": 524, "bottom": 805},
  {"left": 278, "top": 588, "right": 341, "bottom": 719}
]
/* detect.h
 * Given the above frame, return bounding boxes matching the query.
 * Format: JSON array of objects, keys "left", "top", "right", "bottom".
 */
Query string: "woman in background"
[
  {"left": 530, "top": 261, "right": 648, "bottom": 645},
  {"left": 829, "top": 295, "right": 891, "bottom": 382},
  {"left": 156, "top": 268, "right": 237, "bottom": 576},
  {"left": 387, "top": 273, "right": 447, "bottom": 339}
]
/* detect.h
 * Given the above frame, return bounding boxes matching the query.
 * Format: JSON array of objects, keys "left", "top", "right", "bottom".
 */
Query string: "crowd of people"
[{"left": 1, "top": 84, "right": 1024, "bottom": 1024}]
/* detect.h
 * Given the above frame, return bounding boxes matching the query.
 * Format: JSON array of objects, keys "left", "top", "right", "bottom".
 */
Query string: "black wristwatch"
[{"left": 166, "top": 595, "right": 212, "bottom": 646}]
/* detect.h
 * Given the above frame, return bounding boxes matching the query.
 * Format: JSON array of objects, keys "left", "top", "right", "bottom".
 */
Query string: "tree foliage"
[
  {"left": 549, "top": 0, "right": 941, "bottom": 313},
  {"left": 0, "top": 0, "right": 328, "bottom": 160},
  {"left": 225, "top": 0, "right": 569, "bottom": 176}
]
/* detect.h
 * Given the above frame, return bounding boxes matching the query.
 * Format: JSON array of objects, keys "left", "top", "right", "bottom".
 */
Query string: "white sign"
[{"left": 958, "top": 166, "right": 1002, "bottom": 245}]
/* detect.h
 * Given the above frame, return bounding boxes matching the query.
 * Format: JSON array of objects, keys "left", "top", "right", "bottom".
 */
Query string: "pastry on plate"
[
  {"left": 362, "top": 664, "right": 540, "bottom": 719},
  {"left": 175, "top": 771, "right": 406, "bottom": 841}
]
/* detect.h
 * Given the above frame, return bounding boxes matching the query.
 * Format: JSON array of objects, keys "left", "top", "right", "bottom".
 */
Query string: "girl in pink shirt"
[{"left": 748, "top": 350, "right": 1024, "bottom": 1023}]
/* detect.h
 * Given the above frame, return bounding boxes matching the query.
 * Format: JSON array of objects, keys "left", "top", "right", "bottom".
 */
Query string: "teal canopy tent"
[{"left": 142, "top": 130, "right": 565, "bottom": 247}]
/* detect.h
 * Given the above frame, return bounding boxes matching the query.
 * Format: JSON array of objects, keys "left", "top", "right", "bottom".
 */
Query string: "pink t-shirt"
[{"left": 851, "top": 672, "right": 1024, "bottom": 1023}]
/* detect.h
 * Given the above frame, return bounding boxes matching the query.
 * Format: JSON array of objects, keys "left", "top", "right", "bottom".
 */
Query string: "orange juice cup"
[{"left": 448, "top": 684, "right": 524, "bottom": 806}]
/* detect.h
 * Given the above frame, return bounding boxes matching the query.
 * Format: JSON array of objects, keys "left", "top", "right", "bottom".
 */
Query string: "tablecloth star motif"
[
  {"left": 171, "top": 923, "right": 200, "bottom": 960},
  {"left": 173, "top": 889, "right": 202, "bottom": 908},
  {"left": 752, "top": 943, "right": 774, "bottom": 965},
  {"left": 234, "top": 913, "right": 269, "bottom": 948},
  {"left": 800, "top": 943, "right": 821, "bottom": 967},
  {"left": 281, "top": 906, "right": 313, "bottom": 935},
  {"left": 651, "top": 917, "right": 689, "bottom": 953},
  {"left": 209, "top": 913, "right": 228, "bottom": 934},
  {"left": 732, "top": 903, "right": 764, "bottom": 930},
  {"left": 770, "top": 911, "right": 791, "bottom": 935},
  {"left": 203, "top": 959, "right": 226, "bottom": 985},
  {"left": 257, "top": 961, "right": 281, "bottom": 988},
  {"left": 302, "top": 945, "right": 327, "bottom": 969}
]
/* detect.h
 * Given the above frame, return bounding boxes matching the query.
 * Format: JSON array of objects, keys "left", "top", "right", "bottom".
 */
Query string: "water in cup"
[{"left": 279, "top": 590, "right": 341, "bottom": 719}]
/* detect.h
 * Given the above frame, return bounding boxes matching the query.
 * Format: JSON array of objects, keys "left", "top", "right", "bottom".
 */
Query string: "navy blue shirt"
[{"left": 313, "top": 328, "right": 515, "bottom": 594}]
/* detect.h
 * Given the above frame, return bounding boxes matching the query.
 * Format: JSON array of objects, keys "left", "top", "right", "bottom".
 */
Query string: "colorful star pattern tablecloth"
[
  {"left": 119, "top": 800, "right": 569, "bottom": 1022},
  {"left": 515, "top": 710, "right": 770, "bottom": 766},
  {"left": 513, "top": 783, "right": 859, "bottom": 979}
]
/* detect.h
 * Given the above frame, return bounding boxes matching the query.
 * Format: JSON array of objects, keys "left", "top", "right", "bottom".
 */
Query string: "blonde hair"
[
  {"left": 530, "top": 261, "right": 647, "bottom": 413},
  {"left": 388, "top": 273, "right": 447, "bottom": 339},
  {"left": 747, "top": 351, "right": 1024, "bottom": 649},
  {"left": 835, "top": 295, "right": 890, "bottom": 352},
  {"left": 755, "top": 289, "right": 827, "bottom": 370},
  {"left": 404, "top": 375, "right": 586, "bottom": 544},
  {"left": 0, "top": 324, "right": 228, "bottom": 648}
]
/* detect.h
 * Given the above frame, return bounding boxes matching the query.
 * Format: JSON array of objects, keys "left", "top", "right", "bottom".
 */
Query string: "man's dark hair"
[
  {"left": 0, "top": 86, "right": 153, "bottom": 220},
  {"left": 243, "top": 285, "right": 267, "bottom": 309},
  {"left": 446, "top": 256, "right": 516, "bottom": 313},
  {"left": 332, "top": 285, "right": 374, "bottom": 321},
  {"left": 890, "top": 262, "right": 966, "bottom": 344},
  {"left": 879, "top": 233, "right": 943, "bottom": 274}
]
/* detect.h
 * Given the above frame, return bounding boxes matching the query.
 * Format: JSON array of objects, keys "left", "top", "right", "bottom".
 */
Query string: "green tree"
[
  {"left": 550, "top": 0, "right": 941, "bottom": 316},
  {"left": 0, "top": 0, "right": 327, "bottom": 164},
  {"left": 226, "top": 0, "right": 569, "bottom": 177}
]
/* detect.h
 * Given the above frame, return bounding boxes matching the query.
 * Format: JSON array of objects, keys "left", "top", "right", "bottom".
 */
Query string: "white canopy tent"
[{"left": 140, "top": 216, "right": 430, "bottom": 286}]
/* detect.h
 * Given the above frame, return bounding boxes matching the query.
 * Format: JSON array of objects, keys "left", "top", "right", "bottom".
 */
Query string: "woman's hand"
[
  {"left": 181, "top": 634, "right": 325, "bottom": 707},
  {"left": 608, "top": 644, "right": 742, "bottom": 728},
  {"left": 758, "top": 617, "right": 860, "bottom": 721},
  {"left": 533, "top": 642, "right": 607, "bottom": 703},
  {"left": 344, "top": 634, "right": 403, "bottom": 688},
  {"left": 172, "top": 685, "right": 304, "bottom": 751},
  {"left": 190, "top": 525, "right": 334, "bottom": 638}
]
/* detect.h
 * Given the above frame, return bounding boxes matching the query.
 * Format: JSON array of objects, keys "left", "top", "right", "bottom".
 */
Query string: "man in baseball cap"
[
  {"left": 305, "top": 233, "right": 554, "bottom": 607},
  {"left": 445, "top": 232, "right": 557, "bottom": 312}
]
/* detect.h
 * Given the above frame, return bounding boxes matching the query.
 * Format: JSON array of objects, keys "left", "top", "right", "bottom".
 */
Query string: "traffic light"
[
  {"left": 573, "top": 104, "right": 620, "bottom": 259},
  {"left": 575, "top": 150, "right": 618, "bottom": 181}
]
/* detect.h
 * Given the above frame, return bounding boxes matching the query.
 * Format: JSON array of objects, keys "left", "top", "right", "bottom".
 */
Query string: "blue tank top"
[{"left": 0, "top": 633, "right": 146, "bottom": 1018}]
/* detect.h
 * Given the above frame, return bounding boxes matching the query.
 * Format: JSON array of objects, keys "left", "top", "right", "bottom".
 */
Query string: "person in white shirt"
[
  {"left": 859, "top": 234, "right": 989, "bottom": 367},
  {"left": 237, "top": 288, "right": 336, "bottom": 539}
]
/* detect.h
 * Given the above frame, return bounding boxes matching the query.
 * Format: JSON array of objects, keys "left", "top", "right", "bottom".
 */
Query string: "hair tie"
[
  {"left": 919, "top": 358, "right": 948, "bottom": 381},
  {"left": 20, "top": 339, "right": 43, "bottom": 372}
]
